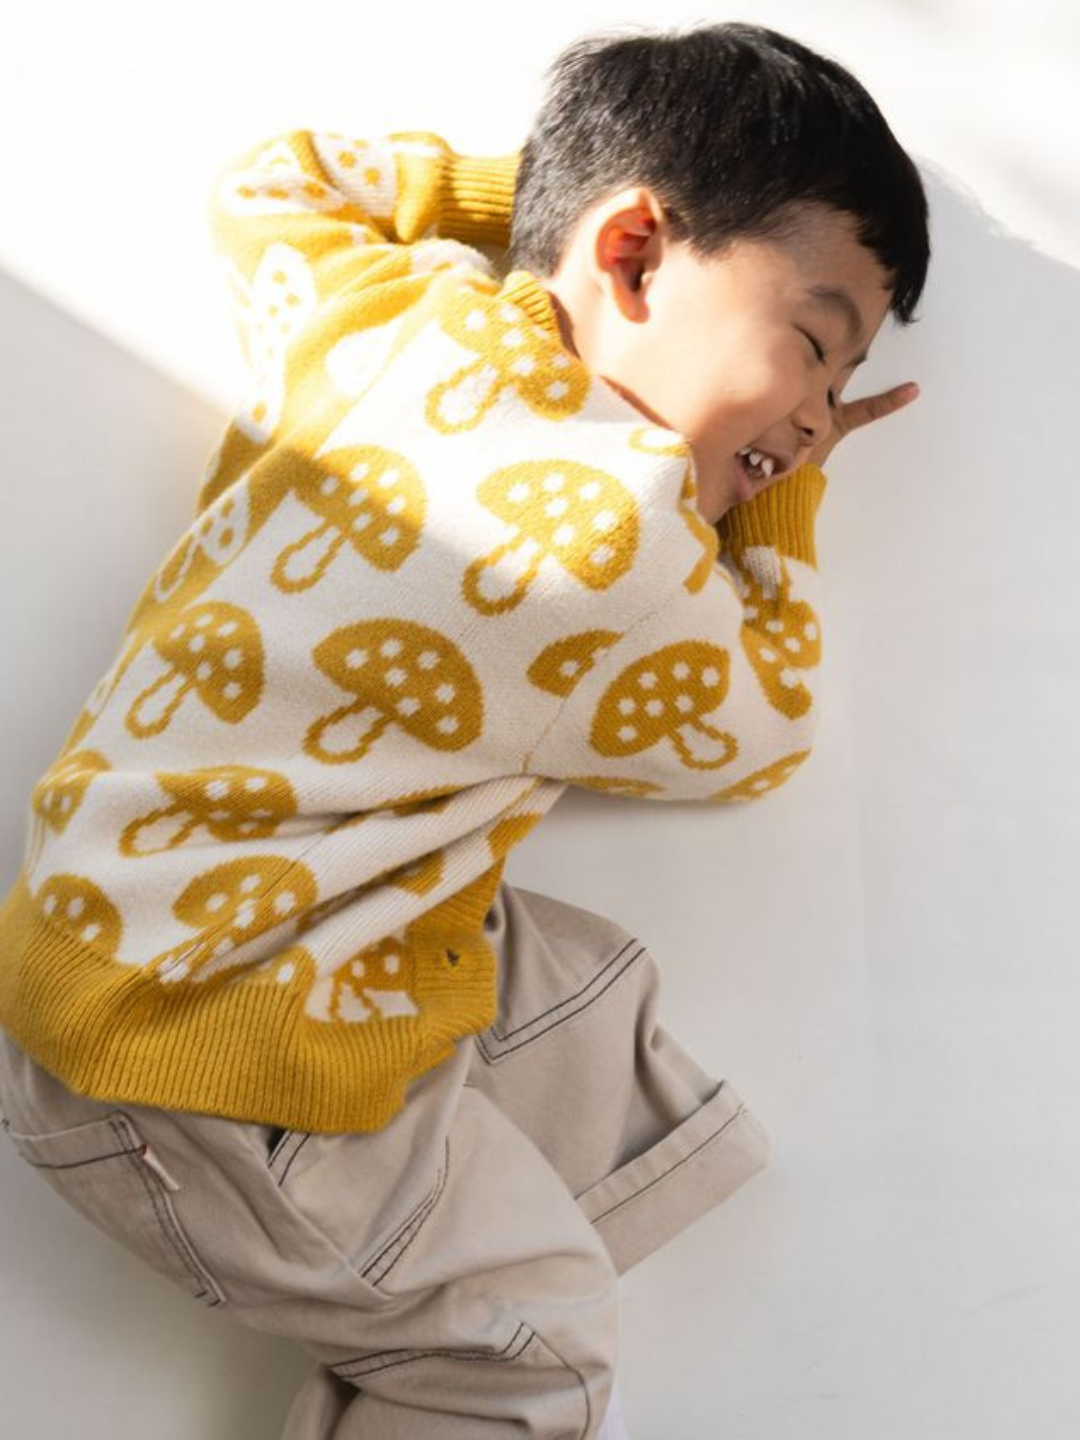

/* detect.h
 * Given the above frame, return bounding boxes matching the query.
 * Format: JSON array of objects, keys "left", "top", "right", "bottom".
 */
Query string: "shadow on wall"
[
  {"left": 0, "top": 268, "right": 227, "bottom": 884},
  {"left": 816, "top": 166, "right": 1080, "bottom": 840}
]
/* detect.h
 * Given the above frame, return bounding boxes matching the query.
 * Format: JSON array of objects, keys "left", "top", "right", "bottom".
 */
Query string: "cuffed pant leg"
[{"left": 471, "top": 883, "right": 771, "bottom": 1274}]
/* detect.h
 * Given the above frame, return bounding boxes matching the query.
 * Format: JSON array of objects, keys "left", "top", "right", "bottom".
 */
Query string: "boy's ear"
[{"left": 590, "top": 189, "right": 668, "bottom": 319}]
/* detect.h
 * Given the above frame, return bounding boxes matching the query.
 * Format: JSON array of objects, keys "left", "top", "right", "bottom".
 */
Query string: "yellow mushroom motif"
[
  {"left": 564, "top": 775, "right": 665, "bottom": 798},
  {"left": 627, "top": 427, "right": 717, "bottom": 594},
  {"left": 153, "top": 479, "right": 252, "bottom": 604},
  {"left": 733, "top": 550, "right": 821, "bottom": 719},
  {"left": 26, "top": 749, "right": 110, "bottom": 870},
  {"left": 486, "top": 812, "right": 545, "bottom": 861},
  {"left": 127, "top": 602, "right": 265, "bottom": 738},
  {"left": 628, "top": 424, "right": 689, "bottom": 459},
  {"left": 463, "top": 461, "right": 638, "bottom": 615},
  {"left": 306, "top": 619, "right": 483, "bottom": 764},
  {"left": 272, "top": 444, "right": 426, "bottom": 590},
  {"left": 319, "top": 935, "right": 419, "bottom": 1024},
  {"left": 61, "top": 630, "right": 143, "bottom": 754},
  {"left": 677, "top": 460, "right": 719, "bottom": 594},
  {"left": 389, "top": 850, "right": 445, "bottom": 897},
  {"left": 148, "top": 856, "right": 318, "bottom": 985},
  {"left": 426, "top": 295, "right": 589, "bottom": 434},
  {"left": 590, "top": 642, "right": 738, "bottom": 771},
  {"left": 526, "top": 630, "right": 623, "bottom": 698},
  {"left": 309, "top": 133, "right": 398, "bottom": 220},
  {"left": 709, "top": 752, "right": 811, "bottom": 802},
  {"left": 120, "top": 766, "right": 297, "bottom": 856},
  {"left": 37, "top": 874, "right": 122, "bottom": 957},
  {"left": 219, "top": 240, "right": 318, "bottom": 443}
]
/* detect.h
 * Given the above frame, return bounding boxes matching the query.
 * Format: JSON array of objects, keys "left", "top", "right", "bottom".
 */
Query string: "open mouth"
[{"left": 736, "top": 446, "right": 777, "bottom": 482}]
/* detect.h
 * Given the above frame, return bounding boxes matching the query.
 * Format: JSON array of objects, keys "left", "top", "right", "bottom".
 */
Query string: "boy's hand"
[{"left": 808, "top": 381, "right": 920, "bottom": 470}]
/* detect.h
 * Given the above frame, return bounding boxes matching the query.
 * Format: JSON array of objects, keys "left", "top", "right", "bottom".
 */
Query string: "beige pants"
[{"left": 0, "top": 883, "right": 769, "bottom": 1439}]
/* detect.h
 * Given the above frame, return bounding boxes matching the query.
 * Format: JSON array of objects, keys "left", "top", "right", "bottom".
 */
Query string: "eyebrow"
[{"left": 807, "top": 285, "right": 870, "bottom": 366}]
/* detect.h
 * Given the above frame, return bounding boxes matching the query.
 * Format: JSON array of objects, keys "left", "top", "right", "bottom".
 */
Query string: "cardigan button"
[{"left": 445, "top": 949, "right": 460, "bottom": 966}]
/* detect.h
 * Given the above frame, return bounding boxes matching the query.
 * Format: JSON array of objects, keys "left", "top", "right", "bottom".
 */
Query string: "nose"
[{"left": 792, "top": 388, "right": 832, "bottom": 448}]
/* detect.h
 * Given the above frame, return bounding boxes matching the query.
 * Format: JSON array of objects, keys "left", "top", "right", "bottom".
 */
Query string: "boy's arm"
[
  {"left": 526, "top": 464, "right": 828, "bottom": 804},
  {"left": 207, "top": 128, "right": 518, "bottom": 373}
]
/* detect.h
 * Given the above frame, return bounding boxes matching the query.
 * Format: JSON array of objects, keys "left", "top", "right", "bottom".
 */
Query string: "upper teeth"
[{"left": 738, "top": 447, "right": 775, "bottom": 479}]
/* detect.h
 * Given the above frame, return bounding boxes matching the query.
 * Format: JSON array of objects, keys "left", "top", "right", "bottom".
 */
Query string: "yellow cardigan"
[{"left": 0, "top": 128, "right": 826, "bottom": 1132}]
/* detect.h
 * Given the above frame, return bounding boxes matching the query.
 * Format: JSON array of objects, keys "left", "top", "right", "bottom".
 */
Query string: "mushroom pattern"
[
  {"left": 526, "top": 630, "right": 623, "bottom": 698},
  {"left": 309, "top": 133, "right": 398, "bottom": 223},
  {"left": 153, "top": 478, "right": 252, "bottom": 605},
  {"left": 37, "top": 874, "right": 123, "bottom": 957},
  {"left": 563, "top": 775, "right": 665, "bottom": 798},
  {"left": 463, "top": 460, "right": 639, "bottom": 615},
  {"left": 425, "top": 294, "right": 589, "bottom": 434},
  {"left": 127, "top": 602, "right": 265, "bottom": 739},
  {"left": 628, "top": 424, "right": 689, "bottom": 459},
  {"left": 62, "top": 629, "right": 143, "bottom": 755},
  {"left": 271, "top": 444, "right": 426, "bottom": 590},
  {"left": 677, "top": 459, "right": 720, "bottom": 595},
  {"left": 220, "top": 134, "right": 347, "bottom": 221},
  {"left": 224, "top": 941, "right": 315, "bottom": 996},
  {"left": 219, "top": 240, "right": 318, "bottom": 443},
  {"left": 486, "top": 812, "right": 545, "bottom": 862},
  {"left": 732, "top": 548, "right": 821, "bottom": 719},
  {"left": 388, "top": 850, "right": 445, "bottom": 897},
  {"left": 709, "top": 751, "right": 811, "bottom": 803},
  {"left": 590, "top": 641, "right": 738, "bottom": 771},
  {"left": 323, "top": 789, "right": 456, "bottom": 837},
  {"left": 388, "top": 790, "right": 457, "bottom": 817},
  {"left": 120, "top": 766, "right": 298, "bottom": 856},
  {"left": 26, "top": 749, "right": 110, "bottom": 870},
  {"left": 148, "top": 856, "right": 318, "bottom": 985},
  {"left": 316, "top": 934, "right": 419, "bottom": 1024},
  {"left": 627, "top": 426, "right": 718, "bottom": 594},
  {"left": 306, "top": 619, "right": 483, "bottom": 764}
]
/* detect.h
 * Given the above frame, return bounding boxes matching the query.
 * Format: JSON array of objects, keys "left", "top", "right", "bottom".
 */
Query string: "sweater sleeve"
[
  {"left": 206, "top": 128, "right": 519, "bottom": 375},
  {"left": 525, "top": 465, "right": 829, "bottom": 804}
]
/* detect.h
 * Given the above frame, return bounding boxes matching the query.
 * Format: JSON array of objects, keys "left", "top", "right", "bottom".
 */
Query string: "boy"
[{"left": 0, "top": 21, "right": 928, "bottom": 1440}]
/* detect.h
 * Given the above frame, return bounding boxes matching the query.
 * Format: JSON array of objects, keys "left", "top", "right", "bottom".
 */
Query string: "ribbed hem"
[
  {"left": 0, "top": 866, "right": 505, "bottom": 1135},
  {"left": 715, "top": 464, "right": 827, "bottom": 567},
  {"left": 440, "top": 153, "right": 519, "bottom": 246},
  {"left": 500, "top": 269, "right": 561, "bottom": 336}
]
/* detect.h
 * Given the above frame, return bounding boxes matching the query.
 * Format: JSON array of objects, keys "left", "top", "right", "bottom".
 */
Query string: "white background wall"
[{"left": 1, "top": 2, "right": 1078, "bottom": 1436}]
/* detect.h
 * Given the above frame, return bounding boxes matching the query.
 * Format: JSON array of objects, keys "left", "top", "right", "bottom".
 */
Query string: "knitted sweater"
[{"left": 0, "top": 127, "right": 828, "bottom": 1133}]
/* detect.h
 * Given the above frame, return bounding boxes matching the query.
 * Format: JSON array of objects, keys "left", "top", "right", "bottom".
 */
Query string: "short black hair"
[{"left": 509, "top": 22, "right": 930, "bottom": 323}]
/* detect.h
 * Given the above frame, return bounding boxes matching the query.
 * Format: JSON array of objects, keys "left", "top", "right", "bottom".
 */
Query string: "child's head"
[{"left": 510, "top": 23, "right": 930, "bottom": 521}]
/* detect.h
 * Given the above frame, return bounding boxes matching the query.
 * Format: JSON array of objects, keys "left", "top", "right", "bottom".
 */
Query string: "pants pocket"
[{"left": 1, "top": 1109, "right": 228, "bottom": 1307}]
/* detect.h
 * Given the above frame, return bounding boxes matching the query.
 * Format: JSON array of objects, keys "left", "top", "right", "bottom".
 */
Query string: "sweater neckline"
[{"left": 500, "top": 269, "right": 564, "bottom": 343}]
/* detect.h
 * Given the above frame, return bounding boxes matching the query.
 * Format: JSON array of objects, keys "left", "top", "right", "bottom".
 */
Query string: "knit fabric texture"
[{"left": 0, "top": 128, "right": 827, "bottom": 1133}]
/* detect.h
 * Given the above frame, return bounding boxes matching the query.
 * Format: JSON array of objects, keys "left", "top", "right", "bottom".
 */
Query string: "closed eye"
[
  {"left": 800, "top": 328, "right": 826, "bottom": 364},
  {"left": 800, "top": 330, "right": 839, "bottom": 410}
]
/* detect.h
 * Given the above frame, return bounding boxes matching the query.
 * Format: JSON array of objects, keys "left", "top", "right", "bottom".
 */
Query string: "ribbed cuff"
[
  {"left": 440, "top": 153, "right": 519, "bottom": 246},
  {"left": 716, "top": 464, "right": 827, "bottom": 567}
]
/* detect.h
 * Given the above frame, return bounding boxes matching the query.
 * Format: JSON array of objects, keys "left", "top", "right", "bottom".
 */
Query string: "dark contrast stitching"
[
  {"left": 474, "top": 940, "right": 645, "bottom": 1062},
  {"left": 359, "top": 1137, "right": 450, "bottom": 1286},
  {"left": 328, "top": 1320, "right": 535, "bottom": 1378},
  {"left": 584, "top": 1102, "right": 748, "bottom": 1225},
  {"left": 327, "top": 1321, "right": 595, "bottom": 1438},
  {"left": 273, "top": 1130, "right": 313, "bottom": 1186},
  {"left": 21, "top": 1114, "right": 223, "bottom": 1306}
]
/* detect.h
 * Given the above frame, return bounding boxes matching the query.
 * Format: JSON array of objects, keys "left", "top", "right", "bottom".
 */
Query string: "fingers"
[{"left": 842, "top": 381, "right": 920, "bottom": 433}]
